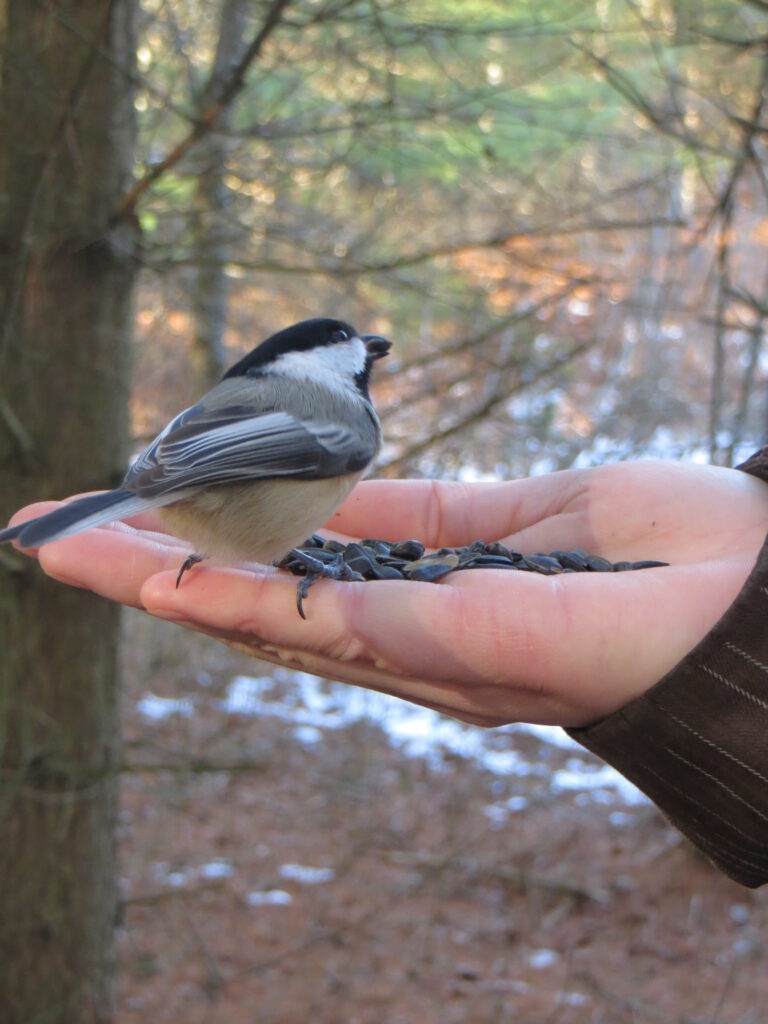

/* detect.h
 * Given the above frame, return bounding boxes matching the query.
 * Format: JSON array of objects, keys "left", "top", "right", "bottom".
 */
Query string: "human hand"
[{"left": 8, "top": 460, "right": 768, "bottom": 728}]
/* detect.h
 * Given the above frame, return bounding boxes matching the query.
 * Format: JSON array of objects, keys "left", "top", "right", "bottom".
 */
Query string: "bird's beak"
[{"left": 363, "top": 334, "right": 392, "bottom": 360}]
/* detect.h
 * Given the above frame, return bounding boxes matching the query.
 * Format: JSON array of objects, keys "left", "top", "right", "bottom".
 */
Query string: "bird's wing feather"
[{"left": 124, "top": 402, "right": 374, "bottom": 499}]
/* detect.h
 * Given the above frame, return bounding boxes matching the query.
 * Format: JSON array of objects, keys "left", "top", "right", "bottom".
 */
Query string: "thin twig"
[
  {"left": 726, "top": 269, "right": 768, "bottom": 464},
  {"left": 388, "top": 278, "right": 591, "bottom": 375},
  {"left": 709, "top": 215, "right": 732, "bottom": 464},
  {"left": 705, "top": 53, "right": 768, "bottom": 231},
  {"left": 121, "top": 757, "right": 270, "bottom": 775},
  {"left": 385, "top": 850, "right": 611, "bottom": 904},
  {"left": 179, "top": 896, "right": 225, "bottom": 998},
  {"left": 144, "top": 216, "right": 683, "bottom": 279},
  {"left": 380, "top": 339, "right": 595, "bottom": 472},
  {"left": 112, "top": 0, "right": 292, "bottom": 222},
  {"left": 123, "top": 878, "right": 228, "bottom": 906}
]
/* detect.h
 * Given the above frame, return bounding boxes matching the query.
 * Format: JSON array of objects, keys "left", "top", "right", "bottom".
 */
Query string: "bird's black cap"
[{"left": 223, "top": 318, "right": 372, "bottom": 380}]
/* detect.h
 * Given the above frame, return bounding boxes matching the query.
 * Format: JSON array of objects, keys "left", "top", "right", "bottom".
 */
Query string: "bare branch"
[
  {"left": 120, "top": 757, "right": 269, "bottom": 775},
  {"left": 572, "top": 39, "right": 729, "bottom": 157},
  {"left": 146, "top": 215, "right": 683, "bottom": 280},
  {"left": 388, "top": 279, "right": 591, "bottom": 375},
  {"left": 386, "top": 850, "right": 611, "bottom": 904},
  {"left": 112, "top": 0, "right": 292, "bottom": 222},
  {"left": 706, "top": 52, "right": 768, "bottom": 229},
  {"left": 380, "top": 339, "right": 595, "bottom": 473},
  {"left": 709, "top": 220, "right": 732, "bottom": 464},
  {"left": 726, "top": 270, "right": 768, "bottom": 464}
]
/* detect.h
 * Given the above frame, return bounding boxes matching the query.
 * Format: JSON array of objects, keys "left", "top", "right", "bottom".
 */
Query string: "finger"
[
  {"left": 121, "top": 509, "right": 178, "bottom": 534},
  {"left": 38, "top": 524, "right": 190, "bottom": 608},
  {"left": 219, "top": 641, "right": 507, "bottom": 727},
  {"left": 140, "top": 554, "right": 754, "bottom": 726},
  {"left": 327, "top": 474, "right": 588, "bottom": 548},
  {"left": 140, "top": 567, "right": 506, "bottom": 720},
  {"left": 139, "top": 566, "right": 589, "bottom": 722},
  {"left": 138, "top": 563, "right": 590, "bottom": 724}
]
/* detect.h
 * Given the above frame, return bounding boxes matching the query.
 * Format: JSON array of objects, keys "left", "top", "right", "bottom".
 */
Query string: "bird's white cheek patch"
[{"left": 271, "top": 340, "right": 367, "bottom": 392}]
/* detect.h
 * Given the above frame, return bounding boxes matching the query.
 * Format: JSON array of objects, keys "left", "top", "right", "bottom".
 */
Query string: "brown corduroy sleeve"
[{"left": 566, "top": 449, "right": 768, "bottom": 888}]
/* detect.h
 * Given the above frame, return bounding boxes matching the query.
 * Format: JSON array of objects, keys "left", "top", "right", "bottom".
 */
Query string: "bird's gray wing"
[{"left": 123, "top": 401, "right": 376, "bottom": 499}]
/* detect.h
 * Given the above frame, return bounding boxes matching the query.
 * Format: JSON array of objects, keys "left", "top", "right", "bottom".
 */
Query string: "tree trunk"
[
  {"left": 0, "top": 3, "right": 136, "bottom": 1021},
  {"left": 191, "top": 0, "right": 250, "bottom": 387}
]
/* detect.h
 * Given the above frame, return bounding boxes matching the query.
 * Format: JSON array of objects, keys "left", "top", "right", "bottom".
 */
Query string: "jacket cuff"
[{"left": 566, "top": 450, "right": 768, "bottom": 887}]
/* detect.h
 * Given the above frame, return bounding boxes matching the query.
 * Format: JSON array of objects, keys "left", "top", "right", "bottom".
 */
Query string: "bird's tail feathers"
[
  {"left": 0, "top": 522, "right": 23, "bottom": 544},
  {"left": 0, "top": 490, "right": 158, "bottom": 548}
]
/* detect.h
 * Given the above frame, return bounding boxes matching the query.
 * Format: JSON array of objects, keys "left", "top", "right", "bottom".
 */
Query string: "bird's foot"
[
  {"left": 176, "top": 552, "right": 206, "bottom": 588},
  {"left": 283, "top": 548, "right": 365, "bottom": 620}
]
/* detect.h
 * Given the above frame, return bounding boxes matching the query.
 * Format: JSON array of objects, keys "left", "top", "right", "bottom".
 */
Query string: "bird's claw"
[
  {"left": 285, "top": 548, "right": 365, "bottom": 619},
  {"left": 176, "top": 552, "right": 205, "bottom": 588}
]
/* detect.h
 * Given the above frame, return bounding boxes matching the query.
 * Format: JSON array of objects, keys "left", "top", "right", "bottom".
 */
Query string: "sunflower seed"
[
  {"left": 366, "top": 562, "right": 405, "bottom": 581},
  {"left": 485, "top": 541, "right": 511, "bottom": 558},
  {"left": 586, "top": 554, "right": 614, "bottom": 572},
  {"left": 281, "top": 537, "right": 668, "bottom": 596},
  {"left": 552, "top": 549, "right": 588, "bottom": 571},
  {"left": 323, "top": 538, "right": 346, "bottom": 553},
  {"left": 524, "top": 554, "right": 564, "bottom": 574},
  {"left": 407, "top": 562, "right": 458, "bottom": 582},
  {"left": 403, "top": 553, "right": 459, "bottom": 581},
  {"left": 389, "top": 539, "right": 425, "bottom": 560}
]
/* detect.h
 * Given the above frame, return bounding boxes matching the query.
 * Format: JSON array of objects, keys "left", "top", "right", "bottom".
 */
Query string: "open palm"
[{"left": 12, "top": 459, "right": 768, "bottom": 728}]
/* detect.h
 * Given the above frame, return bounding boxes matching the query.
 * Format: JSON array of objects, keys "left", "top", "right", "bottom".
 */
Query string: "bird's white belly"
[{"left": 158, "top": 473, "right": 363, "bottom": 565}]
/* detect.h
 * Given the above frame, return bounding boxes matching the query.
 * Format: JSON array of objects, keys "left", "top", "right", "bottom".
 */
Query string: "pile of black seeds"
[{"left": 280, "top": 536, "right": 668, "bottom": 584}]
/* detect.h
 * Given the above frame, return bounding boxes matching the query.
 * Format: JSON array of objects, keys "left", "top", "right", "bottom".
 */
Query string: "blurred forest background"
[
  {"left": 128, "top": 0, "right": 768, "bottom": 475},
  {"left": 2, "top": 1, "right": 768, "bottom": 1022}
]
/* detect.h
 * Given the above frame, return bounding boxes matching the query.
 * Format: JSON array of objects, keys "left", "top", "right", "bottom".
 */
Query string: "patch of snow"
[
  {"left": 730, "top": 904, "right": 750, "bottom": 925},
  {"left": 246, "top": 889, "right": 292, "bottom": 907},
  {"left": 483, "top": 804, "right": 509, "bottom": 828},
  {"left": 152, "top": 858, "right": 234, "bottom": 887},
  {"left": 279, "top": 863, "right": 335, "bottom": 885},
  {"left": 293, "top": 725, "right": 323, "bottom": 746},
  {"left": 137, "top": 693, "right": 194, "bottom": 721},
  {"left": 557, "top": 991, "right": 590, "bottom": 1007},
  {"left": 199, "top": 859, "right": 234, "bottom": 880},
  {"left": 219, "top": 675, "right": 275, "bottom": 715},
  {"left": 216, "top": 672, "right": 646, "bottom": 805},
  {"left": 609, "top": 811, "right": 633, "bottom": 827},
  {"left": 529, "top": 948, "right": 559, "bottom": 969},
  {"left": 506, "top": 795, "right": 529, "bottom": 812}
]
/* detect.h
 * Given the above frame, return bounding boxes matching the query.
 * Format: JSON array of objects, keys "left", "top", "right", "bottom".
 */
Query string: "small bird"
[{"left": 0, "top": 318, "right": 391, "bottom": 616}]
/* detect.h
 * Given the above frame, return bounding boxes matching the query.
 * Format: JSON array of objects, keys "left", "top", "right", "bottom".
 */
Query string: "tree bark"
[
  {"left": 0, "top": 2, "right": 136, "bottom": 1021},
  {"left": 191, "top": 0, "right": 251, "bottom": 387}
]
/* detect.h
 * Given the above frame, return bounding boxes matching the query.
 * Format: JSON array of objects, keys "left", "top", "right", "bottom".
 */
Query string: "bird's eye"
[{"left": 332, "top": 329, "right": 349, "bottom": 342}]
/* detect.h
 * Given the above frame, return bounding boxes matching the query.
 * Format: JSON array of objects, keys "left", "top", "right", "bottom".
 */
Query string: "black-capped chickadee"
[{"left": 0, "top": 318, "right": 391, "bottom": 616}]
